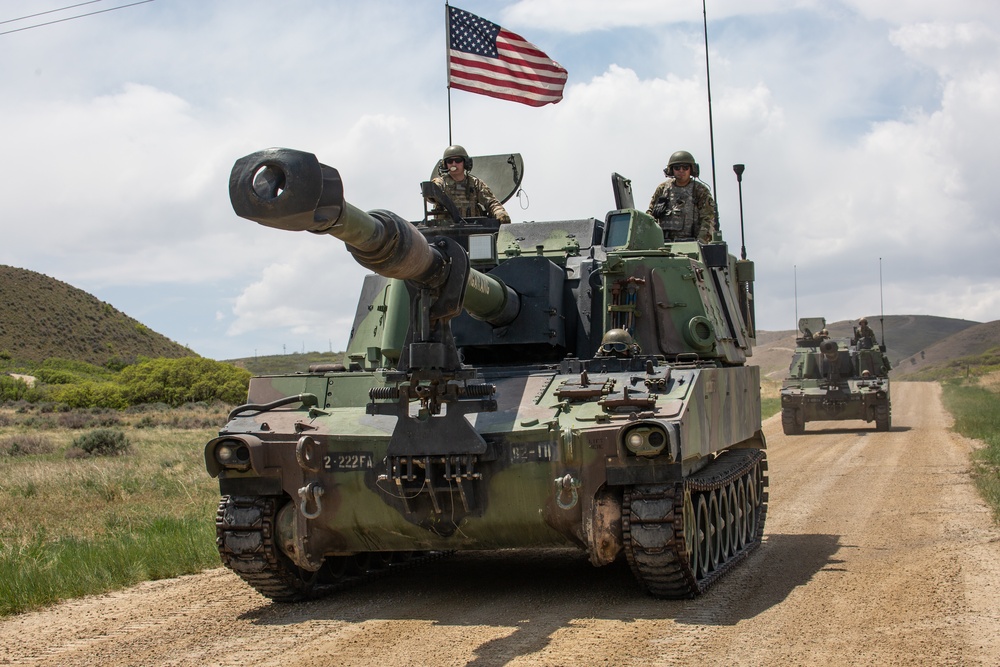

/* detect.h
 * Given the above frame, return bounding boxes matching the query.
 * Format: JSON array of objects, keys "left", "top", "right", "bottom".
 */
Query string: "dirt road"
[{"left": 2, "top": 382, "right": 998, "bottom": 666}]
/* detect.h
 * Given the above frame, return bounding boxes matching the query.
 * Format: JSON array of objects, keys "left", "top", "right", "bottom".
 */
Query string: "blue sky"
[{"left": 2, "top": 0, "right": 998, "bottom": 360}]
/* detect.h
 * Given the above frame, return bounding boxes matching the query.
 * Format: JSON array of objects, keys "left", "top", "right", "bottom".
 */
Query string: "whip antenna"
[
  {"left": 702, "top": 0, "right": 719, "bottom": 230},
  {"left": 879, "top": 257, "right": 886, "bottom": 346}
]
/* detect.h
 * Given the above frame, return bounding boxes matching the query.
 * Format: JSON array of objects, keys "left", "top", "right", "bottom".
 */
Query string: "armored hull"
[{"left": 208, "top": 148, "right": 767, "bottom": 599}]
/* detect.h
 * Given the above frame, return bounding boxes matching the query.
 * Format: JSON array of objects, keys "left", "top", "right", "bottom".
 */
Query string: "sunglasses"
[
  {"left": 445, "top": 157, "right": 465, "bottom": 165},
  {"left": 672, "top": 164, "right": 691, "bottom": 171}
]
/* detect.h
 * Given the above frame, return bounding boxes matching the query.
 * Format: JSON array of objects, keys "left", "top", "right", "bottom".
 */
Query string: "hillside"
[
  {"left": 750, "top": 314, "right": 980, "bottom": 381},
  {"left": 892, "top": 320, "right": 1000, "bottom": 379},
  {"left": 227, "top": 351, "right": 345, "bottom": 375},
  {"left": 0, "top": 265, "right": 195, "bottom": 366}
]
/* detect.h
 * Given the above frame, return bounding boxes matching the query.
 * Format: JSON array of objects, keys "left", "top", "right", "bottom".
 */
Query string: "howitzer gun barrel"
[
  {"left": 229, "top": 148, "right": 518, "bottom": 325},
  {"left": 820, "top": 339, "right": 839, "bottom": 361}
]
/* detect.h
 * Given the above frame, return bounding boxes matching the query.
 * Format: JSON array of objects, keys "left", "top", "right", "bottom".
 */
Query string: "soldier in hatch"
[
  {"left": 856, "top": 317, "right": 877, "bottom": 349},
  {"left": 427, "top": 145, "right": 511, "bottom": 224},
  {"left": 647, "top": 150, "right": 716, "bottom": 243}
]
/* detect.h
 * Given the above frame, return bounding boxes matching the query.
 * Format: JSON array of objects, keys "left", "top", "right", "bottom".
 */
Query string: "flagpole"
[{"left": 445, "top": 1, "right": 453, "bottom": 144}]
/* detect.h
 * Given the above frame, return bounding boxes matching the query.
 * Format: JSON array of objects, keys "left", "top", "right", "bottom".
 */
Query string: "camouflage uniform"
[
  {"left": 857, "top": 322, "right": 877, "bottom": 349},
  {"left": 429, "top": 173, "right": 509, "bottom": 222},
  {"left": 646, "top": 178, "right": 716, "bottom": 242}
]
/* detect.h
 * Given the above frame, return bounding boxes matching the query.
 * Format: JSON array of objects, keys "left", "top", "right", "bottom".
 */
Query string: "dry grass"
[
  {"left": 977, "top": 370, "right": 1000, "bottom": 393},
  {"left": 0, "top": 405, "right": 224, "bottom": 546},
  {"left": 761, "top": 379, "right": 782, "bottom": 400}
]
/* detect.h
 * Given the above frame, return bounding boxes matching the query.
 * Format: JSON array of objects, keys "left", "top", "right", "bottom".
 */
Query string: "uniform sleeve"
[
  {"left": 695, "top": 183, "right": 717, "bottom": 242},
  {"left": 476, "top": 178, "right": 510, "bottom": 223},
  {"left": 427, "top": 176, "right": 446, "bottom": 218},
  {"left": 647, "top": 183, "right": 665, "bottom": 216}
]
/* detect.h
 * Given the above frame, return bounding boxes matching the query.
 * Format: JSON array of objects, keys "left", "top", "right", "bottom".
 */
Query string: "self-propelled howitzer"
[
  {"left": 780, "top": 317, "right": 891, "bottom": 434},
  {"left": 208, "top": 147, "right": 768, "bottom": 601}
]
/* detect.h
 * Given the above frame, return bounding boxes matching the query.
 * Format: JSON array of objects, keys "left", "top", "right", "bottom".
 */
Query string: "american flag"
[{"left": 447, "top": 5, "right": 567, "bottom": 107}]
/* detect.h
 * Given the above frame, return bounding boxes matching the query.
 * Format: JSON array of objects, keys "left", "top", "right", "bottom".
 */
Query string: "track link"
[
  {"left": 623, "top": 448, "right": 768, "bottom": 598},
  {"left": 216, "top": 495, "right": 449, "bottom": 602}
]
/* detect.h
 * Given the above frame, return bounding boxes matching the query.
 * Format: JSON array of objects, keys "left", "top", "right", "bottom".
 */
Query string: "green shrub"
[
  {"left": 57, "top": 412, "right": 90, "bottom": 429},
  {"left": 32, "top": 369, "right": 77, "bottom": 385},
  {"left": 0, "top": 434, "right": 54, "bottom": 457},
  {"left": 38, "top": 358, "right": 115, "bottom": 382},
  {"left": 53, "top": 382, "right": 127, "bottom": 410},
  {"left": 118, "top": 358, "right": 250, "bottom": 407},
  {"left": 72, "top": 429, "right": 131, "bottom": 457},
  {"left": 103, "top": 357, "right": 132, "bottom": 373},
  {"left": 0, "top": 375, "right": 29, "bottom": 402}
]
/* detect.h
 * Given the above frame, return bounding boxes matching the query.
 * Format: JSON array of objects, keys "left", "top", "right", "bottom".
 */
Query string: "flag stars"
[{"left": 450, "top": 7, "right": 499, "bottom": 57}]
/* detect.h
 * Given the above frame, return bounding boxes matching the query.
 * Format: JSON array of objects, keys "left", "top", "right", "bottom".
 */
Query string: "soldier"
[
  {"left": 647, "top": 150, "right": 716, "bottom": 243},
  {"left": 856, "top": 317, "right": 877, "bottom": 349},
  {"left": 428, "top": 145, "right": 511, "bottom": 224}
]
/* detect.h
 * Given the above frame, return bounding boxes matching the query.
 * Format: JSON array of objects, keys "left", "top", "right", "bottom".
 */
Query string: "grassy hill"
[
  {"left": 0, "top": 265, "right": 195, "bottom": 367},
  {"left": 750, "top": 314, "right": 981, "bottom": 381},
  {"left": 892, "top": 320, "right": 1000, "bottom": 380},
  {"left": 226, "top": 351, "right": 346, "bottom": 375}
]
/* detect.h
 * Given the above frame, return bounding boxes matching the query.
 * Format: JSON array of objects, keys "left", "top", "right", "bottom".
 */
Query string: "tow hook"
[
  {"left": 554, "top": 473, "right": 581, "bottom": 510},
  {"left": 298, "top": 482, "right": 325, "bottom": 519}
]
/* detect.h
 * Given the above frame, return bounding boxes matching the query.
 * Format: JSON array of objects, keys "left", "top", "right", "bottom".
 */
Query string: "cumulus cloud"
[{"left": 2, "top": 0, "right": 999, "bottom": 359}]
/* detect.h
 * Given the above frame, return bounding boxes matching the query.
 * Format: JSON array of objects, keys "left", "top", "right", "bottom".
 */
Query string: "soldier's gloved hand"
[{"left": 497, "top": 211, "right": 511, "bottom": 224}]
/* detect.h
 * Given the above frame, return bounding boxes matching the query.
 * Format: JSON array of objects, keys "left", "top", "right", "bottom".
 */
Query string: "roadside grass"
[
  {"left": 940, "top": 378, "right": 1000, "bottom": 523},
  {"left": 0, "top": 404, "right": 225, "bottom": 617},
  {"left": 761, "top": 379, "right": 781, "bottom": 420}
]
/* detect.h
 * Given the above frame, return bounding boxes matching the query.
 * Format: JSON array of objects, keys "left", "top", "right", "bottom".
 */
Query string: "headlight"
[
  {"left": 214, "top": 439, "right": 251, "bottom": 470},
  {"left": 622, "top": 425, "right": 668, "bottom": 457}
]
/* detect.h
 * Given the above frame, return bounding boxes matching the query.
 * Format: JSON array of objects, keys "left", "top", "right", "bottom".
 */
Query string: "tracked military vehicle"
[
  {"left": 206, "top": 147, "right": 766, "bottom": 600},
  {"left": 780, "top": 317, "right": 891, "bottom": 435}
]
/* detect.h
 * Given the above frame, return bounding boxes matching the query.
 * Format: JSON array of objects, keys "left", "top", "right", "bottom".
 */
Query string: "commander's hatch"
[
  {"left": 430, "top": 153, "right": 524, "bottom": 205},
  {"left": 611, "top": 172, "right": 634, "bottom": 210},
  {"left": 798, "top": 317, "right": 826, "bottom": 336}
]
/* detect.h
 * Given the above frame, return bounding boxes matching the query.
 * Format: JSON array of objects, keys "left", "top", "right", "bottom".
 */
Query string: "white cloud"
[{"left": 3, "top": 0, "right": 1000, "bottom": 360}]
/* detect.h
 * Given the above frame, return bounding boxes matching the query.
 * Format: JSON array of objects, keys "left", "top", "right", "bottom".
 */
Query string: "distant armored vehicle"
[
  {"left": 780, "top": 317, "right": 891, "bottom": 435},
  {"left": 206, "top": 147, "right": 767, "bottom": 600}
]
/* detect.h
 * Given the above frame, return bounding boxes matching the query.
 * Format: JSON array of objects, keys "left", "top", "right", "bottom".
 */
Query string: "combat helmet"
[
  {"left": 598, "top": 328, "right": 639, "bottom": 357},
  {"left": 665, "top": 150, "right": 700, "bottom": 178},
  {"left": 859, "top": 317, "right": 868, "bottom": 325},
  {"left": 443, "top": 145, "right": 473, "bottom": 171}
]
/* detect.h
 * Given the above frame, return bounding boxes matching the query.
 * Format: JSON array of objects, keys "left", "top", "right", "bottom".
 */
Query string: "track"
[
  {"left": 216, "top": 495, "right": 449, "bottom": 601},
  {"left": 2, "top": 383, "right": 999, "bottom": 666},
  {"left": 623, "top": 448, "right": 767, "bottom": 598}
]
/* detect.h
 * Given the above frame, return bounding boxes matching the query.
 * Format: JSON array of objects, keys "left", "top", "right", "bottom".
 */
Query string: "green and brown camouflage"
[
  {"left": 206, "top": 147, "right": 767, "bottom": 601},
  {"left": 779, "top": 317, "right": 892, "bottom": 435}
]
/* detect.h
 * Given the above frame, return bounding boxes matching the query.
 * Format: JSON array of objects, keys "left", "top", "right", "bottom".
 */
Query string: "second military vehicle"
[
  {"left": 780, "top": 317, "right": 891, "bottom": 435},
  {"left": 206, "top": 147, "right": 767, "bottom": 600}
]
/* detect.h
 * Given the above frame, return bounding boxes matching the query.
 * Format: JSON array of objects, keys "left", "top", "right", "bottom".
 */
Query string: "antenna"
[
  {"left": 879, "top": 257, "right": 886, "bottom": 346},
  {"left": 702, "top": 0, "right": 718, "bottom": 230},
  {"left": 733, "top": 164, "right": 746, "bottom": 260},
  {"left": 794, "top": 264, "right": 798, "bottom": 331}
]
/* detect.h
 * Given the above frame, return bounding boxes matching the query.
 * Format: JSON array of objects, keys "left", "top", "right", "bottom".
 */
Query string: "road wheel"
[{"left": 782, "top": 407, "right": 805, "bottom": 435}]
